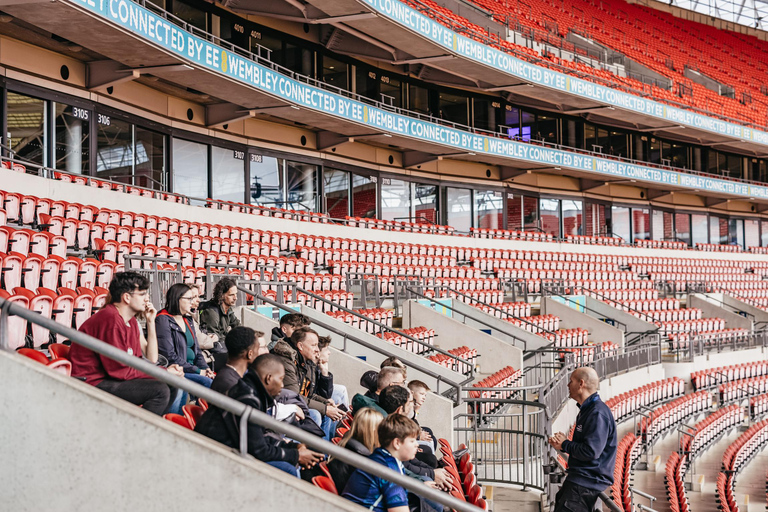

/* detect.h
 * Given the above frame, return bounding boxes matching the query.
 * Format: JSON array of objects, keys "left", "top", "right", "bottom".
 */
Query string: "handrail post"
[{"left": 239, "top": 405, "right": 253, "bottom": 457}]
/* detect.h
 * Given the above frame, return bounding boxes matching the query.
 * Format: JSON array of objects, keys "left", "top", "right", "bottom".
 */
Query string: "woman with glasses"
[{"left": 156, "top": 283, "right": 215, "bottom": 393}]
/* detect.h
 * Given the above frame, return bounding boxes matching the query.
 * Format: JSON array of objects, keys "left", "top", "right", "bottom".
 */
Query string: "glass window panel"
[
  {"left": 745, "top": 219, "right": 759, "bottom": 248},
  {"left": 172, "top": 138, "right": 208, "bottom": 202},
  {"left": 729, "top": 218, "right": 744, "bottom": 247},
  {"left": 632, "top": 208, "right": 650, "bottom": 240},
  {"left": 356, "top": 67, "right": 378, "bottom": 100},
  {"left": 506, "top": 194, "right": 522, "bottom": 231},
  {"left": 446, "top": 187, "right": 472, "bottom": 232},
  {"left": 96, "top": 116, "right": 133, "bottom": 183},
  {"left": 727, "top": 154, "right": 742, "bottom": 178},
  {"left": 664, "top": 212, "right": 675, "bottom": 240},
  {"left": 438, "top": 91, "right": 468, "bottom": 126},
  {"left": 352, "top": 174, "right": 377, "bottom": 218},
  {"left": 562, "top": 200, "right": 582, "bottom": 236},
  {"left": 211, "top": 146, "right": 244, "bottom": 202},
  {"left": 669, "top": 143, "right": 687, "bottom": 168},
  {"left": 649, "top": 138, "right": 661, "bottom": 163},
  {"left": 379, "top": 76, "right": 402, "bottom": 107},
  {"left": 523, "top": 196, "right": 539, "bottom": 231},
  {"left": 611, "top": 206, "right": 630, "bottom": 242},
  {"left": 503, "top": 108, "right": 520, "bottom": 138},
  {"left": 585, "top": 203, "right": 606, "bottom": 236},
  {"left": 537, "top": 115, "right": 558, "bottom": 144},
  {"left": 285, "top": 161, "right": 317, "bottom": 212},
  {"left": 172, "top": 1, "right": 207, "bottom": 31},
  {"left": 409, "top": 84, "right": 430, "bottom": 114},
  {"left": 472, "top": 98, "right": 496, "bottom": 132},
  {"left": 54, "top": 103, "right": 89, "bottom": 175},
  {"left": 413, "top": 184, "right": 437, "bottom": 224},
  {"left": 321, "top": 55, "right": 348, "bottom": 90},
  {"left": 381, "top": 178, "right": 410, "bottom": 221},
  {"left": 134, "top": 127, "right": 165, "bottom": 190},
  {"left": 8, "top": 92, "right": 46, "bottom": 166},
  {"left": 563, "top": 118, "right": 584, "bottom": 149},
  {"left": 520, "top": 111, "right": 535, "bottom": 141},
  {"left": 324, "top": 169, "right": 349, "bottom": 218},
  {"left": 540, "top": 198, "right": 561, "bottom": 238},
  {"left": 652, "top": 210, "right": 664, "bottom": 241},
  {"left": 250, "top": 155, "right": 283, "bottom": 207},
  {"left": 475, "top": 190, "right": 503, "bottom": 229},
  {"left": 610, "top": 131, "right": 628, "bottom": 158},
  {"left": 675, "top": 212, "right": 691, "bottom": 246},
  {"left": 691, "top": 214, "right": 708, "bottom": 245},
  {"left": 762, "top": 220, "right": 768, "bottom": 247}
]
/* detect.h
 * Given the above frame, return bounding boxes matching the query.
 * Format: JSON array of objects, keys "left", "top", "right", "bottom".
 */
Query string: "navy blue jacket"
[
  {"left": 561, "top": 393, "right": 617, "bottom": 491},
  {"left": 155, "top": 311, "right": 208, "bottom": 374}
]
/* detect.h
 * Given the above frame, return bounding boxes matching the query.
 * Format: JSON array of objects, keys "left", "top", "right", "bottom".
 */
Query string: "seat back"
[
  {"left": 22, "top": 254, "right": 43, "bottom": 290},
  {"left": 182, "top": 404, "right": 206, "bottom": 428},
  {"left": 2, "top": 252, "right": 24, "bottom": 292},
  {"left": 311, "top": 476, "right": 338, "bottom": 495},
  {"left": 163, "top": 413, "right": 193, "bottom": 429},
  {"left": 48, "top": 343, "right": 71, "bottom": 360},
  {"left": 51, "top": 294, "right": 75, "bottom": 342},
  {"left": 27, "top": 292, "right": 54, "bottom": 347},
  {"left": 18, "top": 348, "right": 49, "bottom": 364}
]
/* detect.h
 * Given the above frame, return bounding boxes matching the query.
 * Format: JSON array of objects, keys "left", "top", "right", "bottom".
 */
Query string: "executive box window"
[
  {"left": 324, "top": 169, "right": 350, "bottom": 218},
  {"left": 710, "top": 216, "right": 728, "bottom": 245},
  {"left": 250, "top": 155, "right": 283, "bottom": 207},
  {"left": 96, "top": 117, "right": 133, "bottom": 183},
  {"left": 506, "top": 194, "right": 522, "bottom": 231},
  {"left": 409, "top": 84, "right": 430, "bottom": 115},
  {"left": 691, "top": 214, "right": 708, "bottom": 245},
  {"left": 475, "top": 190, "right": 503, "bottom": 230},
  {"left": 762, "top": 220, "right": 768, "bottom": 247},
  {"left": 134, "top": 127, "right": 166, "bottom": 190},
  {"left": 211, "top": 146, "right": 245, "bottom": 202},
  {"left": 285, "top": 161, "right": 317, "bottom": 212},
  {"left": 585, "top": 203, "right": 606, "bottom": 237},
  {"left": 562, "top": 200, "right": 582, "bottom": 237},
  {"left": 473, "top": 98, "right": 498, "bottom": 133},
  {"left": 633, "top": 208, "right": 650, "bottom": 240},
  {"left": 746, "top": 219, "right": 760, "bottom": 248},
  {"left": 438, "top": 91, "right": 469, "bottom": 126},
  {"left": 413, "top": 184, "right": 437, "bottom": 224},
  {"left": 520, "top": 111, "right": 535, "bottom": 141},
  {"left": 8, "top": 91, "right": 46, "bottom": 166},
  {"left": 612, "top": 206, "right": 630, "bottom": 243},
  {"left": 540, "top": 198, "right": 561, "bottom": 238},
  {"left": 172, "top": 138, "right": 208, "bottom": 202},
  {"left": 729, "top": 218, "right": 745, "bottom": 247},
  {"left": 381, "top": 178, "right": 410, "bottom": 222},
  {"left": 537, "top": 115, "right": 558, "bottom": 144},
  {"left": 523, "top": 196, "right": 539, "bottom": 231},
  {"left": 321, "top": 55, "right": 348, "bottom": 90},
  {"left": 447, "top": 187, "right": 472, "bottom": 232},
  {"left": 563, "top": 118, "right": 584, "bottom": 149},
  {"left": 675, "top": 212, "right": 691, "bottom": 246},
  {"left": 355, "top": 67, "right": 378, "bottom": 101},
  {"left": 352, "top": 174, "right": 377, "bottom": 218},
  {"left": 379, "top": 75, "right": 402, "bottom": 108},
  {"left": 54, "top": 102, "right": 89, "bottom": 175}
]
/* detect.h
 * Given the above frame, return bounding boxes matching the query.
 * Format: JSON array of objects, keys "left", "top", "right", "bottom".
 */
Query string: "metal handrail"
[
  {"left": 402, "top": 285, "right": 531, "bottom": 351},
  {"left": 237, "top": 285, "right": 472, "bottom": 401},
  {"left": 578, "top": 286, "right": 660, "bottom": 324},
  {"left": 0, "top": 296, "right": 480, "bottom": 512},
  {"left": 540, "top": 285, "right": 628, "bottom": 332}
]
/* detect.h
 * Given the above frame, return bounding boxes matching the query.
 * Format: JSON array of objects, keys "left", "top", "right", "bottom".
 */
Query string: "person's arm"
[
  {"left": 402, "top": 459, "right": 434, "bottom": 479},
  {"left": 560, "top": 412, "right": 611, "bottom": 462},
  {"left": 155, "top": 316, "right": 188, "bottom": 369},
  {"left": 141, "top": 304, "right": 158, "bottom": 363},
  {"left": 199, "top": 308, "right": 225, "bottom": 339}
]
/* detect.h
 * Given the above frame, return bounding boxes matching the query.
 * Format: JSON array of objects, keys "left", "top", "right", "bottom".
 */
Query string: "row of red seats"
[
  {"left": 665, "top": 452, "right": 687, "bottom": 512},
  {"left": 716, "top": 418, "right": 768, "bottom": 512},
  {"left": 639, "top": 391, "right": 712, "bottom": 444},
  {"left": 469, "top": 366, "right": 522, "bottom": 414},
  {"left": 612, "top": 433, "right": 642, "bottom": 512},
  {"left": 345, "top": 216, "right": 454, "bottom": 236},
  {"left": 749, "top": 393, "right": 768, "bottom": 420},
  {"left": 16, "top": 345, "right": 72, "bottom": 375},
  {"left": 720, "top": 375, "right": 768, "bottom": 403},
  {"left": 470, "top": 227, "right": 555, "bottom": 243},
  {"left": 604, "top": 377, "right": 685, "bottom": 423},
  {"left": 695, "top": 243, "right": 742, "bottom": 253},
  {"left": 427, "top": 346, "right": 477, "bottom": 375},
  {"left": 691, "top": 360, "right": 768, "bottom": 391},
  {"left": 667, "top": 328, "right": 750, "bottom": 351},
  {"left": 326, "top": 308, "right": 394, "bottom": 334},
  {"left": 635, "top": 239, "right": 688, "bottom": 250},
  {"left": 680, "top": 404, "right": 744, "bottom": 456},
  {"left": 328, "top": 261, "right": 485, "bottom": 281}
]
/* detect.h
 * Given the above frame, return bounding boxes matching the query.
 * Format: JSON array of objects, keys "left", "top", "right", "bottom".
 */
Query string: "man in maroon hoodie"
[{"left": 70, "top": 272, "right": 183, "bottom": 415}]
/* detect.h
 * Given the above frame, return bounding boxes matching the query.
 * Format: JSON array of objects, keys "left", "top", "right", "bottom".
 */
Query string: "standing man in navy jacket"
[{"left": 548, "top": 367, "right": 617, "bottom": 512}]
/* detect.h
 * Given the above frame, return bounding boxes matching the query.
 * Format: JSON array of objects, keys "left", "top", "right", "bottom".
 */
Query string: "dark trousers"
[
  {"left": 96, "top": 378, "right": 173, "bottom": 415},
  {"left": 554, "top": 480, "right": 601, "bottom": 512}
]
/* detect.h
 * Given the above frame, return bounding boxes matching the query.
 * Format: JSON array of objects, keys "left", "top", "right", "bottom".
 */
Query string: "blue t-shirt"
[{"left": 342, "top": 448, "right": 409, "bottom": 512}]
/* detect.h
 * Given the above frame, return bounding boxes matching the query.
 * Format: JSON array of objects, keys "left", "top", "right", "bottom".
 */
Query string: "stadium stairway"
[{"left": 0, "top": 349, "right": 363, "bottom": 512}]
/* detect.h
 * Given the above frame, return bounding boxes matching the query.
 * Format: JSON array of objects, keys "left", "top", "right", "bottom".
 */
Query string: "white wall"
[{"left": 0, "top": 350, "right": 364, "bottom": 512}]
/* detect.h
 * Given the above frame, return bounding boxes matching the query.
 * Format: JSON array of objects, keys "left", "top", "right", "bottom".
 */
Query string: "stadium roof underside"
[{"left": 670, "top": 0, "right": 768, "bottom": 30}]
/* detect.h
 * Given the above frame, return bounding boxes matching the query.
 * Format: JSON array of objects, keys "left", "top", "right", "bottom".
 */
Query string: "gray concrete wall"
[
  {"left": 689, "top": 294, "right": 752, "bottom": 330},
  {"left": 584, "top": 296, "right": 658, "bottom": 335},
  {"left": 541, "top": 297, "right": 625, "bottom": 348},
  {"left": 402, "top": 300, "right": 523, "bottom": 376},
  {"left": 719, "top": 294, "right": 768, "bottom": 324},
  {"left": 0, "top": 350, "right": 364, "bottom": 512},
  {"left": 446, "top": 299, "right": 550, "bottom": 352}
]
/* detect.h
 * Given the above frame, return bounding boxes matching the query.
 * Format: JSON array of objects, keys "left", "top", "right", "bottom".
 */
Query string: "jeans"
[
  {"left": 184, "top": 372, "right": 213, "bottom": 389},
  {"left": 332, "top": 384, "right": 349, "bottom": 408},
  {"left": 554, "top": 480, "right": 601, "bottom": 512},
  {"left": 267, "top": 460, "right": 300, "bottom": 478},
  {"left": 169, "top": 372, "right": 213, "bottom": 415},
  {"left": 307, "top": 409, "right": 336, "bottom": 441},
  {"left": 95, "top": 378, "right": 172, "bottom": 415}
]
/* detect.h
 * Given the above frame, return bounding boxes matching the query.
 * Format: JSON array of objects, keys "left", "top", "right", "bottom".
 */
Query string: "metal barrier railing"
[
  {"left": 123, "top": 255, "right": 183, "bottom": 307},
  {"left": 0, "top": 295, "right": 480, "bottom": 512},
  {"left": 236, "top": 285, "right": 471, "bottom": 403},
  {"left": 666, "top": 329, "right": 768, "bottom": 362}
]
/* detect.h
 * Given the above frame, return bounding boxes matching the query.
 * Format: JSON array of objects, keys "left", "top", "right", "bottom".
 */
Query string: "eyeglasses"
[{"left": 180, "top": 296, "right": 197, "bottom": 301}]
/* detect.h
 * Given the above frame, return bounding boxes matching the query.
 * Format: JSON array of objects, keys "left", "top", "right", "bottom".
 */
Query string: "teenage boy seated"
[
  {"left": 343, "top": 414, "right": 432, "bottom": 512},
  {"left": 318, "top": 335, "right": 349, "bottom": 409},
  {"left": 269, "top": 313, "right": 311, "bottom": 350},
  {"left": 71, "top": 271, "right": 182, "bottom": 415},
  {"left": 352, "top": 366, "right": 406, "bottom": 416},
  {"left": 408, "top": 380, "right": 437, "bottom": 452},
  {"left": 194, "top": 353, "right": 323, "bottom": 476}
]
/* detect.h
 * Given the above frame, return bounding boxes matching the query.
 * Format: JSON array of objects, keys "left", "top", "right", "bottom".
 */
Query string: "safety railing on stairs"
[{"left": 0, "top": 295, "right": 481, "bottom": 512}]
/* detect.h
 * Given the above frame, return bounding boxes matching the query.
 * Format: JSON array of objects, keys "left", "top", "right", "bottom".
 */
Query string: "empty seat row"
[
  {"left": 428, "top": 346, "right": 477, "bottom": 375},
  {"left": 691, "top": 360, "right": 768, "bottom": 391},
  {"left": 604, "top": 377, "right": 685, "bottom": 423},
  {"left": 469, "top": 366, "right": 523, "bottom": 413},
  {"left": 639, "top": 391, "right": 712, "bottom": 444}
]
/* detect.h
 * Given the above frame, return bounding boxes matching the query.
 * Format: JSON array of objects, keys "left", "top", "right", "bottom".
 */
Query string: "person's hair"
[
  {"left": 380, "top": 357, "right": 406, "bottom": 371},
  {"left": 225, "top": 326, "right": 258, "bottom": 359},
  {"left": 408, "top": 380, "right": 430, "bottom": 393},
  {"left": 378, "top": 413, "right": 420, "bottom": 449},
  {"left": 108, "top": 272, "right": 150, "bottom": 304},
  {"left": 379, "top": 385, "right": 410, "bottom": 415},
  {"left": 212, "top": 277, "right": 238, "bottom": 305},
  {"left": 318, "top": 335, "right": 331, "bottom": 350},
  {"left": 291, "top": 326, "right": 318, "bottom": 347},
  {"left": 164, "top": 283, "right": 193, "bottom": 316},
  {"left": 280, "top": 313, "right": 310, "bottom": 328},
  {"left": 377, "top": 366, "right": 406, "bottom": 390},
  {"left": 251, "top": 353, "right": 284, "bottom": 378},
  {"left": 340, "top": 408, "right": 383, "bottom": 453}
]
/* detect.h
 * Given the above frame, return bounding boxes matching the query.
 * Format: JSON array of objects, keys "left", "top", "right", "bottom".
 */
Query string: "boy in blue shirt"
[{"left": 342, "top": 414, "right": 427, "bottom": 512}]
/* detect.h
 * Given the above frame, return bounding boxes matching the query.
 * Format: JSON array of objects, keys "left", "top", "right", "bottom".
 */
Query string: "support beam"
[
  {"left": 483, "top": 83, "right": 533, "bottom": 92},
  {"left": 647, "top": 189, "right": 674, "bottom": 200},
  {"left": 206, "top": 103, "right": 255, "bottom": 127},
  {"left": 391, "top": 55, "right": 454, "bottom": 65},
  {"left": 316, "top": 131, "right": 352, "bottom": 151},
  {"left": 403, "top": 151, "right": 440, "bottom": 168},
  {"left": 580, "top": 179, "right": 606, "bottom": 191},
  {"left": 757, "top": 204, "right": 768, "bottom": 213},
  {"left": 87, "top": 61, "right": 193, "bottom": 90},
  {"left": 311, "top": 13, "right": 378, "bottom": 24},
  {"left": 562, "top": 106, "right": 613, "bottom": 115},
  {"left": 705, "top": 196, "right": 729, "bottom": 207},
  {"left": 499, "top": 166, "right": 530, "bottom": 180},
  {"left": 635, "top": 124, "right": 686, "bottom": 132}
]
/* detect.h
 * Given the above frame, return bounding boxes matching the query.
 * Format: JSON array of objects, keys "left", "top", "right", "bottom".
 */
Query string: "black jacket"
[
  {"left": 269, "top": 326, "right": 285, "bottom": 350},
  {"left": 327, "top": 438, "right": 371, "bottom": 492},
  {"left": 155, "top": 311, "right": 208, "bottom": 374},
  {"left": 194, "top": 371, "right": 299, "bottom": 465},
  {"left": 198, "top": 299, "right": 240, "bottom": 339},
  {"left": 271, "top": 339, "right": 333, "bottom": 414}
]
